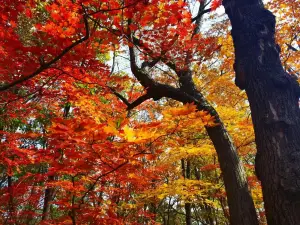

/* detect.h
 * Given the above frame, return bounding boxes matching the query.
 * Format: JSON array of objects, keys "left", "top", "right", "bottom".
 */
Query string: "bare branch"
[
  {"left": 128, "top": 44, "right": 153, "bottom": 88},
  {"left": 191, "top": 0, "right": 212, "bottom": 24},
  {"left": 108, "top": 87, "right": 130, "bottom": 107},
  {"left": 109, "top": 46, "right": 117, "bottom": 76},
  {"left": 192, "top": 0, "right": 211, "bottom": 35},
  {"left": 79, "top": 160, "right": 129, "bottom": 206},
  {"left": 127, "top": 94, "right": 151, "bottom": 110},
  {"left": 192, "top": 8, "right": 211, "bottom": 22},
  {"left": 109, "top": 86, "right": 151, "bottom": 110},
  {"left": 286, "top": 43, "right": 298, "bottom": 52}
]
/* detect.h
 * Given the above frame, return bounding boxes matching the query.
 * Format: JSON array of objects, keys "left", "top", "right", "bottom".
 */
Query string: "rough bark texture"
[{"left": 223, "top": 0, "right": 300, "bottom": 224}]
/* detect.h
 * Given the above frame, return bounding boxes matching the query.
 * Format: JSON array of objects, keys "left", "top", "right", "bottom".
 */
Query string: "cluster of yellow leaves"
[
  {"left": 141, "top": 179, "right": 219, "bottom": 206},
  {"left": 122, "top": 124, "right": 163, "bottom": 142},
  {"left": 159, "top": 144, "right": 215, "bottom": 165}
]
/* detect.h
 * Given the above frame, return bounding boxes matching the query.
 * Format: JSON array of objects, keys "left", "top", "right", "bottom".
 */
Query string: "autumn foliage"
[{"left": 0, "top": 0, "right": 299, "bottom": 224}]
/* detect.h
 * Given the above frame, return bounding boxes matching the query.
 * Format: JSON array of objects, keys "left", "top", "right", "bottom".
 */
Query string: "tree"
[
  {"left": 223, "top": 0, "right": 300, "bottom": 224},
  {"left": 1, "top": 1, "right": 258, "bottom": 224},
  {"left": 0, "top": 0, "right": 298, "bottom": 224},
  {"left": 108, "top": 1, "right": 258, "bottom": 223}
]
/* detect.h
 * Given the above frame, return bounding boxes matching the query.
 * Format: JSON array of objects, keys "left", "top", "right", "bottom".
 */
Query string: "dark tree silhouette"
[{"left": 224, "top": 0, "right": 300, "bottom": 224}]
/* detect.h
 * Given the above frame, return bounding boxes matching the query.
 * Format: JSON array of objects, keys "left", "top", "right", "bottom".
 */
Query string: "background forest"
[{"left": 0, "top": 0, "right": 299, "bottom": 224}]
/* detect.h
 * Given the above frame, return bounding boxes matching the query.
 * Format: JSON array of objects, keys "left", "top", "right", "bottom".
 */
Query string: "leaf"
[
  {"left": 211, "top": 0, "right": 222, "bottom": 10},
  {"left": 123, "top": 125, "right": 135, "bottom": 141}
]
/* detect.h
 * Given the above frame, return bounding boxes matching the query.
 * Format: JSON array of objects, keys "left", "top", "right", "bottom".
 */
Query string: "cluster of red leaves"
[{"left": 0, "top": 0, "right": 164, "bottom": 223}]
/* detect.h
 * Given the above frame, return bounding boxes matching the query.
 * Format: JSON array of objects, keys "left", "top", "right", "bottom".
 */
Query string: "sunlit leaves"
[
  {"left": 142, "top": 179, "right": 217, "bottom": 204},
  {"left": 0, "top": 0, "right": 298, "bottom": 223}
]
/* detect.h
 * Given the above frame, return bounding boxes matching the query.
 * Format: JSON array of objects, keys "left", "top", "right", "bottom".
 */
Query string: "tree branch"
[
  {"left": 191, "top": 8, "right": 211, "bottom": 23},
  {"left": 108, "top": 87, "right": 130, "bottom": 106},
  {"left": 0, "top": 14, "right": 90, "bottom": 92},
  {"left": 127, "top": 94, "right": 152, "bottom": 110},
  {"left": 128, "top": 44, "right": 153, "bottom": 88},
  {"left": 286, "top": 43, "right": 298, "bottom": 52},
  {"left": 109, "top": 86, "right": 151, "bottom": 110},
  {"left": 192, "top": 0, "right": 211, "bottom": 35},
  {"left": 79, "top": 160, "right": 129, "bottom": 206}
]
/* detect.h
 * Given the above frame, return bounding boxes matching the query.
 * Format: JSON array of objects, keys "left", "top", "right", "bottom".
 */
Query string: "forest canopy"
[{"left": 0, "top": 0, "right": 299, "bottom": 224}]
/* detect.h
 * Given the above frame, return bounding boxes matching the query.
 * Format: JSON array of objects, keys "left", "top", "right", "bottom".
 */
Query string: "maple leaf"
[
  {"left": 123, "top": 125, "right": 136, "bottom": 141},
  {"left": 211, "top": 0, "right": 222, "bottom": 10},
  {"left": 1, "top": 0, "right": 296, "bottom": 223}
]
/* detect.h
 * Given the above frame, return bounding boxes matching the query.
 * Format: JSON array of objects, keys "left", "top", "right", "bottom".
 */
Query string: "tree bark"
[
  {"left": 42, "top": 175, "right": 54, "bottom": 221},
  {"left": 177, "top": 69, "right": 258, "bottom": 225},
  {"left": 182, "top": 160, "right": 192, "bottom": 225},
  {"left": 223, "top": 0, "right": 300, "bottom": 224}
]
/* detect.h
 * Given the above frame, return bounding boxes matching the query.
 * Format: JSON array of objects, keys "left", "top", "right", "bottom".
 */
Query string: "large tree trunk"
[
  {"left": 177, "top": 71, "right": 258, "bottom": 225},
  {"left": 223, "top": 0, "right": 300, "bottom": 224}
]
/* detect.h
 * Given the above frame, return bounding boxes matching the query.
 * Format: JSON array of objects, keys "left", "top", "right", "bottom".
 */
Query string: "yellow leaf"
[
  {"left": 123, "top": 125, "right": 135, "bottom": 141},
  {"left": 103, "top": 124, "right": 118, "bottom": 135}
]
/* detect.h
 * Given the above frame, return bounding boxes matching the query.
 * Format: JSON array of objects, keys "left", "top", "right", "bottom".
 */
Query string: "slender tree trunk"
[
  {"left": 7, "top": 175, "right": 14, "bottom": 223},
  {"left": 177, "top": 70, "right": 258, "bottom": 225},
  {"left": 42, "top": 175, "right": 54, "bottom": 221},
  {"left": 182, "top": 160, "right": 192, "bottom": 225},
  {"left": 204, "top": 114, "right": 258, "bottom": 225},
  {"left": 223, "top": 0, "right": 300, "bottom": 224},
  {"left": 178, "top": 4, "right": 258, "bottom": 223},
  {"left": 43, "top": 104, "right": 70, "bottom": 221},
  {"left": 181, "top": 159, "right": 186, "bottom": 179},
  {"left": 69, "top": 176, "right": 76, "bottom": 225}
]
